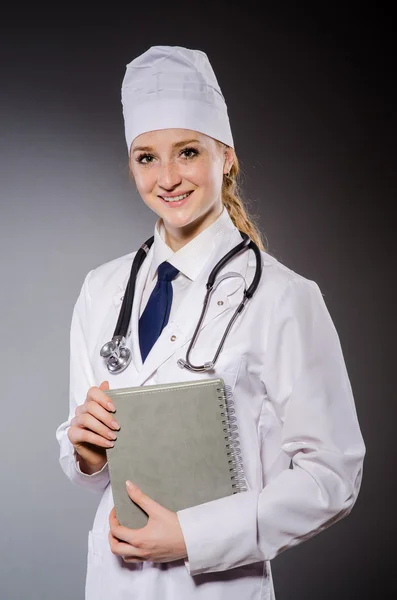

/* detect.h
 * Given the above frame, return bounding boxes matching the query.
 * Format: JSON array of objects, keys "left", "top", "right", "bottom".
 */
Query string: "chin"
[
  {"left": 163, "top": 213, "right": 197, "bottom": 230},
  {"left": 160, "top": 205, "right": 198, "bottom": 224}
]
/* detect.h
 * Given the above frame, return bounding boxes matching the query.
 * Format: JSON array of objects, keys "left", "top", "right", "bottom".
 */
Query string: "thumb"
[
  {"left": 99, "top": 380, "right": 110, "bottom": 391},
  {"left": 126, "top": 481, "right": 162, "bottom": 516}
]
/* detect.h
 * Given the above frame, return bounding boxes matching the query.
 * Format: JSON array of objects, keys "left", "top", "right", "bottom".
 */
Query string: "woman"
[{"left": 56, "top": 45, "right": 365, "bottom": 599}]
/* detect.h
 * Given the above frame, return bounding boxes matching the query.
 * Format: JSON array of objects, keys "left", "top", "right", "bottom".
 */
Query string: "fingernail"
[
  {"left": 105, "top": 441, "right": 114, "bottom": 447},
  {"left": 107, "top": 402, "right": 116, "bottom": 411},
  {"left": 108, "top": 432, "right": 117, "bottom": 440},
  {"left": 126, "top": 480, "right": 135, "bottom": 490},
  {"left": 111, "top": 420, "right": 120, "bottom": 430}
]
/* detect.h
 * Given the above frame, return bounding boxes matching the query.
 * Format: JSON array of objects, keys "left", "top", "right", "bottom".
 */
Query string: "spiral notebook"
[{"left": 105, "top": 378, "right": 246, "bottom": 529}]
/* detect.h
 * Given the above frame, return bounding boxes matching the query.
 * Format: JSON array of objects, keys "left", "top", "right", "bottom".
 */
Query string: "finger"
[
  {"left": 123, "top": 557, "right": 146, "bottom": 563},
  {"left": 109, "top": 506, "right": 141, "bottom": 543},
  {"left": 71, "top": 413, "right": 118, "bottom": 441},
  {"left": 85, "top": 385, "right": 116, "bottom": 413},
  {"left": 74, "top": 382, "right": 112, "bottom": 419},
  {"left": 108, "top": 531, "right": 147, "bottom": 559},
  {"left": 109, "top": 516, "right": 143, "bottom": 545},
  {"left": 109, "top": 519, "right": 140, "bottom": 544},
  {"left": 68, "top": 425, "right": 115, "bottom": 449},
  {"left": 126, "top": 481, "right": 163, "bottom": 516},
  {"left": 80, "top": 400, "right": 120, "bottom": 431},
  {"left": 99, "top": 380, "right": 110, "bottom": 392},
  {"left": 109, "top": 507, "right": 121, "bottom": 532}
]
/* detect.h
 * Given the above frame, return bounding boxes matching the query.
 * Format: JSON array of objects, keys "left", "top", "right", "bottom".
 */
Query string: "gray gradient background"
[{"left": 0, "top": 8, "right": 395, "bottom": 600}]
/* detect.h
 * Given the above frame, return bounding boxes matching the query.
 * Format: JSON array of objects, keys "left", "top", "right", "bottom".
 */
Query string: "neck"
[{"left": 163, "top": 205, "right": 223, "bottom": 252}]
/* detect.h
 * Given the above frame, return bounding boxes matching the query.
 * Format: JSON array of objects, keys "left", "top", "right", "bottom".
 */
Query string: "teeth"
[{"left": 163, "top": 192, "right": 190, "bottom": 202}]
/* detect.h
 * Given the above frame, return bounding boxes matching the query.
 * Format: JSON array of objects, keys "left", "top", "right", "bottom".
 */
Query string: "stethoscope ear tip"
[{"left": 177, "top": 358, "right": 215, "bottom": 372}]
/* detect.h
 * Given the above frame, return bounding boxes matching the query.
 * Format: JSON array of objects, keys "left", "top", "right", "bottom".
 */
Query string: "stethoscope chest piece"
[{"left": 100, "top": 335, "right": 132, "bottom": 374}]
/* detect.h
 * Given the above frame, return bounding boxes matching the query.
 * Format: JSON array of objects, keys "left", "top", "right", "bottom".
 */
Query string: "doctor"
[{"left": 56, "top": 45, "right": 365, "bottom": 600}]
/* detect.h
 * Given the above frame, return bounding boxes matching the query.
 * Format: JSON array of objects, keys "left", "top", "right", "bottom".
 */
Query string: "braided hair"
[{"left": 221, "top": 153, "right": 265, "bottom": 251}]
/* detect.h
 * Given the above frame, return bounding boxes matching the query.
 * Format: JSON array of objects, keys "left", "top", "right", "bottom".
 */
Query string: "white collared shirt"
[{"left": 139, "top": 207, "right": 235, "bottom": 320}]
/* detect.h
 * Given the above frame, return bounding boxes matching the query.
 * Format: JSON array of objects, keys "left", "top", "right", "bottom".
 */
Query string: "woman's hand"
[
  {"left": 109, "top": 481, "right": 188, "bottom": 563},
  {"left": 67, "top": 381, "right": 120, "bottom": 474}
]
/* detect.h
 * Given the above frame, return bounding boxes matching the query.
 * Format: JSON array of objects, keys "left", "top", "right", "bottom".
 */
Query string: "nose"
[{"left": 157, "top": 161, "right": 182, "bottom": 191}]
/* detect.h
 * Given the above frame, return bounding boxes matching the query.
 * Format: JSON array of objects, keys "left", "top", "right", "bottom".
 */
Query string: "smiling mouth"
[{"left": 160, "top": 191, "right": 193, "bottom": 203}]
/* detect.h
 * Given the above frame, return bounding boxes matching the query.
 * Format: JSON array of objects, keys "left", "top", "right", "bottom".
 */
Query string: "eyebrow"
[{"left": 132, "top": 139, "right": 201, "bottom": 153}]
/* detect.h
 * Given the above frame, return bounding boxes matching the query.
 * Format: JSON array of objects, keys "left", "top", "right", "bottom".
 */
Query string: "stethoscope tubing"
[
  {"left": 114, "top": 237, "right": 154, "bottom": 338},
  {"left": 180, "top": 234, "right": 261, "bottom": 372},
  {"left": 101, "top": 231, "right": 262, "bottom": 373}
]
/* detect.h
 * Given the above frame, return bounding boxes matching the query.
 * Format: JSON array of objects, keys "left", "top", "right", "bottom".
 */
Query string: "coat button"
[
  {"left": 217, "top": 300, "right": 224, "bottom": 306},
  {"left": 170, "top": 335, "right": 177, "bottom": 342}
]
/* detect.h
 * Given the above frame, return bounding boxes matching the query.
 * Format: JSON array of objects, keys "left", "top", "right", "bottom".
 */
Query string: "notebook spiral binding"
[{"left": 218, "top": 383, "right": 248, "bottom": 494}]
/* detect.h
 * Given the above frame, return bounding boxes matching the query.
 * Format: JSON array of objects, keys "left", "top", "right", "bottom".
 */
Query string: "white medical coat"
[{"left": 56, "top": 223, "right": 365, "bottom": 600}]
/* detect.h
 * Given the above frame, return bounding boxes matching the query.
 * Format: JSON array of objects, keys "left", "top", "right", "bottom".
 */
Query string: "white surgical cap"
[{"left": 121, "top": 45, "right": 234, "bottom": 152}]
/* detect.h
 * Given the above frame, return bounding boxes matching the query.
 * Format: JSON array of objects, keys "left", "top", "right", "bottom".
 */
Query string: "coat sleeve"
[
  {"left": 55, "top": 270, "right": 110, "bottom": 493},
  {"left": 177, "top": 277, "right": 365, "bottom": 575}
]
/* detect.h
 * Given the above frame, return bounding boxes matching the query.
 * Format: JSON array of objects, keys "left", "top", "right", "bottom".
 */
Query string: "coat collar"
[{"left": 149, "top": 207, "right": 234, "bottom": 283}]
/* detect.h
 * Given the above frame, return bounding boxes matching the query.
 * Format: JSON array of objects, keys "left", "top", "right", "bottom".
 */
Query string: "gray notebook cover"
[{"left": 106, "top": 378, "right": 243, "bottom": 529}]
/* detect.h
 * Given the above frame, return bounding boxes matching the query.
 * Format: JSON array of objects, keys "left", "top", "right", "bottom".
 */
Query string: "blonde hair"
[{"left": 221, "top": 151, "right": 265, "bottom": 251}]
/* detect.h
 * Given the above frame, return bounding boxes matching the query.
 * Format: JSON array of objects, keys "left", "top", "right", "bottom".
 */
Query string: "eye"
[
  {"left": 136, "top": 153, "right": 155, "bottom": 164},
  {"left": 180, "top": 147, "right": 199, "bottom": 159}
]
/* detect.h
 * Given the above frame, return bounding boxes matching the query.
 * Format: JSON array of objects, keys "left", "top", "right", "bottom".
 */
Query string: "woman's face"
[{"left": 130, "top": 129, "right": 234, "bottom": 247}]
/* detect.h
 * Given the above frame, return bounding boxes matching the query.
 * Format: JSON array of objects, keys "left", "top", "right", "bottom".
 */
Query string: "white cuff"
[
  {"left": 74, "top": 453, "right": 109, "bottom": 477},
  {"left": 177, "top": 491, "right": 261, "bottom": 575}
]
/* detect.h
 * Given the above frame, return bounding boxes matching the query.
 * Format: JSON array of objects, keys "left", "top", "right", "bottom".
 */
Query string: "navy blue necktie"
[{"left": 139, "top": 261, "right": 179, "bottom": 362}]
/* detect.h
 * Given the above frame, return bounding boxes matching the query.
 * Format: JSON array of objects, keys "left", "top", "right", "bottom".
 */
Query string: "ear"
[{"left": 223, "top": 146, "right": 235, "bottom": 175}]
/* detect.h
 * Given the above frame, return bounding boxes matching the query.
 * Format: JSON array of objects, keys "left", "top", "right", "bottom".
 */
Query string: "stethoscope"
[{"left": 100, "top": 232, "right": 262, "bottom": 374}]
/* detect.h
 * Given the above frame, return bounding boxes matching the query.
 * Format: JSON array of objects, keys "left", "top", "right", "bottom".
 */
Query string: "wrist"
[{"left": 74, "top": 450, "right": 106, "bottom": 475}]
